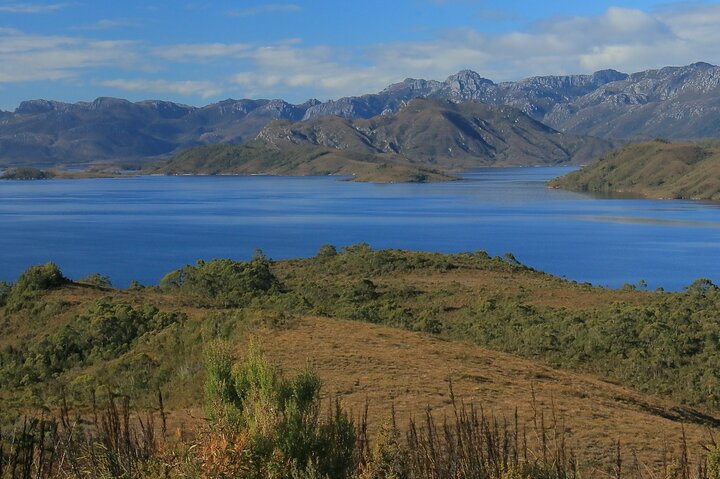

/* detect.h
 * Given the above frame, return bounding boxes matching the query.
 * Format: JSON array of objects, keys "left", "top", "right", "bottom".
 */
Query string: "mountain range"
[
  {"left": 2, "top": 62, "right": 720, "bottom": 168},
  {"left": 157, "top": 98, "right": 609, "bottom": 182}
]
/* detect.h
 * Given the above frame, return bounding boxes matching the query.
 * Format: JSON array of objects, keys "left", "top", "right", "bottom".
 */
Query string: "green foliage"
[
  {"left": 4, "top": 262, "right": 69, "bottom": 310},
  {"left": 707, "top": 444, "right": 720, "bottom": 479},
  {"left": 0, "top": 280, "right": 9, "bottom": 307},
  {"left": 315, "top": 243, "right": 338, "bottom": 258},
  {"left": 204, "top": 341, "right": 357, "bottom": 478},
  {"left": 160, "top": 252, "right": 280, "bottom": 307},
  {"left": 0, "top": 299, "right": 184, "bottom": 388},
  {"left": 78, "top": 272, "right": 112, "bottom": 288},
  {"left": 359, "top": 423, "right": 409, "bottom": 479},
  {"left": 686, "top": 278, "right": 718, "bottom": 295},
  {"left": 12, "top": 262, "right": 67, "bottom": 292}
]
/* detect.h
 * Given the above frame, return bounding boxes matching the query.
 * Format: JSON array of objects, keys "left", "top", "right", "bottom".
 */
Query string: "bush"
[
  {"left": 4, "top": 262, "right": 69, "bottom": 309},
  {"left": 204, "top": 341, "right": 357, "bottom": 478},
  {"left": 0, "top": 280, "right": 9, "bottom": 306},
  {"left": 160, "top": 251, "right": 280, "bottom": 307},
  {"left": 78, "top": 272, "right": 112, "bottom": 288},
  {"left": 0, "top": 300, "right": 185, "bottom": 387},
  {"left": 14, "top": 262, "right": 67, "bottom": 292},
  {"left": 316, "top": 244, "right": 338, "bottom": 258}
]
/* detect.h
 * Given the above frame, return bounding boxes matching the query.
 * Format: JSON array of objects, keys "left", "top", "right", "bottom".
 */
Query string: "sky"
[{"left": 1, "top": 0, "right": 720, "bottom": 111}]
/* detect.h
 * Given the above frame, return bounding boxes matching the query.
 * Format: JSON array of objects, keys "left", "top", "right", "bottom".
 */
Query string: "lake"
[{"left": 2, "top": 167, "right": 720, "bottom": 291}]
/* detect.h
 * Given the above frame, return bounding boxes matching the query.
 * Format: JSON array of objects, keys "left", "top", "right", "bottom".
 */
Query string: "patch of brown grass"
[{"left": 251, "top": 315, "right": 717, "bottom": 472}]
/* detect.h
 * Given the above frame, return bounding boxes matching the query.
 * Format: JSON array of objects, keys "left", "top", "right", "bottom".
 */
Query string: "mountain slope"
[
  {"left": 258, "top": 98, "right": 612, "bottom": 168},
  {"left": 546, "top": 62, "right": 720, "bottom": 139},
  {"left": 548, "top": 140, "right": 720, "bottom": 200},
  {"left": 3, "top": 62, "right": 720, "bottom": 168},
  {"left": 157, "top": 141, "right": 454, "bottom": 183},
  {"left": 0, "top": 97, "right": 315, "bottom": 167}
]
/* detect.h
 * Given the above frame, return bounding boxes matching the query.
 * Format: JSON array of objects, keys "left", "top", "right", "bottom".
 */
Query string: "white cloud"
[
  {"left": 154, "top": 42, "right": 253, "bottom": 61},
  {"left": 101, "top": 79, "right": 222, "bottom": 98},
  {"left": 73, "top": 19, "right": 142, "bottom": 31},
  {"left": 227, "top": 3, "right": 301, "bottom": 17},
  {"left": 3, "top": 3, "right": 720, "bottom": 105},
  {"left": 0, "top": 2, "right": 72, "bottom": 13},
  {"left": 0, "top": 29, "right": 143, "bottom": 83}
]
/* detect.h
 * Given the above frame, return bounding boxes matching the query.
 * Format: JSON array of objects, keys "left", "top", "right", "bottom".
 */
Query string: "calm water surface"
[{"left": 2, "top": 167, "right": 720, "bottom": 290}]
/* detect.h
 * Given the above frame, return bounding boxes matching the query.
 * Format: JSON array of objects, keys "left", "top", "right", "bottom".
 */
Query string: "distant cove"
[{"left": 2, "top": 167, "right": 720, "bottom": 291}]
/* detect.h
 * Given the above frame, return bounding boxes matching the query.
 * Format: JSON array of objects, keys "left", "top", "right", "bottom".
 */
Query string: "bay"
[{"left": 2, "top": 167, "right": 720, "bottom": 291}]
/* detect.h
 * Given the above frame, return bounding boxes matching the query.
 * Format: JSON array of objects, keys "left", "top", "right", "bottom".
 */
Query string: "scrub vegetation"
[{"left": 2, "top": 246, "right": 720, "bottom": 477}]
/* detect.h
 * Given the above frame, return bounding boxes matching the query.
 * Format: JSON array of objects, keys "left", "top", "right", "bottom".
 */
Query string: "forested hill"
[{"left": 549, "top": 140, "right": 720, "bottom": 200}]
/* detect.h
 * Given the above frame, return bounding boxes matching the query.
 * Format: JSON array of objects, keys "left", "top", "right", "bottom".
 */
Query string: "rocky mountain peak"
[
  {"left": 15, "top": 99, "right": 71, "bottom": 114},
  {"left": 90, "top": 97, "right": 133, "bottom": 110}
]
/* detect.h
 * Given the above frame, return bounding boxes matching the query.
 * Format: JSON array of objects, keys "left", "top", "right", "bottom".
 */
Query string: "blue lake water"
[{"left": 2, "top": 167, "right": 720, "bottom": 291}]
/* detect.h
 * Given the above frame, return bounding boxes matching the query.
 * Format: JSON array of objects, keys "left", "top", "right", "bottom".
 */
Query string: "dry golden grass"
[{"left": 251, "top": 314, "right": 716, "bottom": 472}]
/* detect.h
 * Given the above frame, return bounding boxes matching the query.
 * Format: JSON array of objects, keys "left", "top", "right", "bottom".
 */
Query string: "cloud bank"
[{"left": 1, "top": 4, "right": 720, "bottom": 104}]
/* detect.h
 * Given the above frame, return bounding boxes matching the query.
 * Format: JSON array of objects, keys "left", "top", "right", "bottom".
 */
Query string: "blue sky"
[{"left": 1, "top": 0, "right": 719, "bottom": 110}]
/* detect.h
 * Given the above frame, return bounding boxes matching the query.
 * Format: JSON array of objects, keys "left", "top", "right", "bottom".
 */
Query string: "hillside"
[
  {"left": 3, "top": 62, "right": 720, "bottom": 168},
  {"left": 155, "top": 141, "right": 455, "bottom": 183},
  {"left": 3, "top": 248, "right": 720, "bottom": 473},
  {"left": 258, "top": 98, "right": 611, "bottom": 168},
  {"left": 0, "top": 97, "right": 315, "bottom": 168},
  {"left": 549, "top": 140, "right": 720, "bottom": 200},
  {"left": 156, "top": 98, "right": 610, "bottom": 181}
]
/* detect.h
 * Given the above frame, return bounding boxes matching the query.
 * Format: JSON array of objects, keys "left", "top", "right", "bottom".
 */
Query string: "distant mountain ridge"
[
  {"left": 155, "top": 98, "right": 612, "bottom": 183},
  {"left": 2, "top": 62, "right": 720, "bottom": 167},
  {"left": 257, "top": 98, "right": 610, "bottom": 168}
]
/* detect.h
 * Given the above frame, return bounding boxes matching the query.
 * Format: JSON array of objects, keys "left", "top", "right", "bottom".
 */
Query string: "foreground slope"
[
  {"left": 549, "top": 140, "right": 720, "bottom": 200},
  {"left": 255, "top": 315, "right": 716, "bottom": 470},
  {"left": 3, "top": 248, "right": 720, "bottom": 473}
]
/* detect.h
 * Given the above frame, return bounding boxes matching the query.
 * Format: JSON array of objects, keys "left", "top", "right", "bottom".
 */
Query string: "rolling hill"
[
  {"left": 3, "top": 247, "right": 720, "bottom": 474},
  {"left": 155, "top": 141, "right": 454, "bottom": 183},
  {"left": 548, "top": 140, "right": 720, "bottom": 200}
]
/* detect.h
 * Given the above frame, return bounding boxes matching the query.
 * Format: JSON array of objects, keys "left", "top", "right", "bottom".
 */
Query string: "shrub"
[
  {"left": 204, "top": 341, "right": 357, "bottom": 478},
  {"left": 0, "top": 280, "right": 9, "bottom": 306},
  {"left": 13, "top": 262, "right": 67, "bottom": 292},
  {"left": 4, "top": 262, "right": 69, "bottom": 309},
  {"left": 316, "top": 243, "right": 338, "bottom": 258},
  {"left": 79, "top": 272, "right": 113, "bottom": 288},
  {"left": 160, "top": 252, "right": 280, "bottom": 307},
  {"left": 686, "top": 278, "right": 718, "bottom": 295}
]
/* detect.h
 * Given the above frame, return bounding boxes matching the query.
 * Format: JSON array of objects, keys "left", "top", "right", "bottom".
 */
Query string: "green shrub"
[
  {"left": 78, "top": 272, "right": 112, "bottom": 288},
  {"left": 0, "top": 280, "right": 9, "bottom": 306},
  {"left": 316, "top": 243, "right": 338, "bottom": 258},
  {"left": 160, "top": 251, "right": 280, "bottom": 307},
  {"left": 4, "top": 262, "right": 69, "bottom": 310},
  {"left": 0, "top": 299, "right": 184, "bottom": 387},
  {"left": 14, "top": 262, "right": 67, "bottom": 291},
  {"left": 204, "top": 341, "right": 357, "bottom": 478}
]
